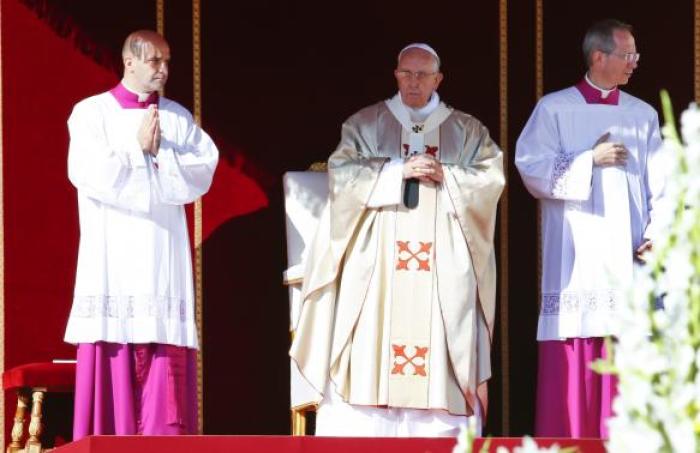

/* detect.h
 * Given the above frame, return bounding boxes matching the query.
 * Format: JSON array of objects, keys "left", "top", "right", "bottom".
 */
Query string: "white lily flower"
[{"left": 605, "top": 97, "right": 700, "bottom": 452}]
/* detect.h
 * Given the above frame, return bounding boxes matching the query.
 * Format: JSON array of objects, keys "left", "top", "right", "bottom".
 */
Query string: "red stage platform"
[
  {"left": 52, "top": 435, "right": 605, "bottom": 453},
  {"left": 474, "top": 437, "right": 606, "bottom": 452},
  {"left": 53, "top": 435, "right": 455, "bottom": 453}
]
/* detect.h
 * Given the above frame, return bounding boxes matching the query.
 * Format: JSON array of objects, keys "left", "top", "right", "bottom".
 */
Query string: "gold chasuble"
[{"left": 290, "top": 99, "right": 504, "bottom": 416}]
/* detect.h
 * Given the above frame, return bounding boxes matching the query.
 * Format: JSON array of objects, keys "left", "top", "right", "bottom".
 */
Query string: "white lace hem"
[
  {"left": 69, "top": 295, "right": 189, "bottom": 320},
  {"left": 64, "top": 295, "right": 198, "bottom": 348},
  {"left": 537, "top": 290, "right": 621, "bottom": 340}
]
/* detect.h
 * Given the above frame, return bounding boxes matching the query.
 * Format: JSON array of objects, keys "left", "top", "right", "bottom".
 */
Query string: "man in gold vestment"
[{"left": 290, "top": 43, "right": 504, "bottom": 437}]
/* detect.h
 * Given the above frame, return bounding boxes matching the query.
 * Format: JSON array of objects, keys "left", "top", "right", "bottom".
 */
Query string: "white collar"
[
  {"left": 585, "top": 73, "right": 616, "bottom": 99},
  {"left": 386, "top": 93, "right": 452, "bottom": 135},
  {"left": 398, "top": 92, "right": 441, "bottom": 122},
  {"left": 121, "top": 80, "right": 153, "bottom": 102}
]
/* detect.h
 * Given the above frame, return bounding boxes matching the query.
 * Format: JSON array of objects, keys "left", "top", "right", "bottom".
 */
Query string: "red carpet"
[
  {"left": 53, "top": 435, "right": 606, "bottom": 453},
  {"left": 474, "top": 437, "right": 606, "bottom": 452},
  {"left": 53, "top": 435, "right": 456, "bottom": 453}
]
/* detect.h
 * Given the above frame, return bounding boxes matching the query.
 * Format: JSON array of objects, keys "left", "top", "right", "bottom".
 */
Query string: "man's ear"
[
  {"left": 434, "top": 72, "right": 444, "bottom": 90},
  {"left": 123, "top": 55, "right": 133, "bottom": 72},
  {"left": 591, "top": 49, "right": 606, "bottom": 67}
]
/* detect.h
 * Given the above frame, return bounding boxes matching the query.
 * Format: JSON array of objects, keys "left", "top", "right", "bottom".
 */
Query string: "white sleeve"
[
  {"left": 641, "top": 112, "right": 668, "bottom": 241},
  {"left": 67, "top": 100, "right": 151, "bottom": 212},
  {"left": 152, "top": 110, "right": 219, "bottom": 205},
  {"left": 515, "top": 101, "right": 593, "bottom": 201},
  {"left": 366, "top": 158, "right": 404, "bottom": 207}
]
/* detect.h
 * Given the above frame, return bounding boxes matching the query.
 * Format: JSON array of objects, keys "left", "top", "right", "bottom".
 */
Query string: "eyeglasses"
[
  {"left": 396, "top": 70, "right": 438, "bottom": 81},
  {"left": 609, "top": 52, "right": 640, "bottom": 63}
]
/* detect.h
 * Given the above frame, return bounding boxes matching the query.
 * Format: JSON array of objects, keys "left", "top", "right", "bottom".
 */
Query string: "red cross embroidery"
[
  {"left": 391, "top": 344, "right": 428, "bottom": 376},
  {"left": 402, "top": 144, "right": 439, "bottom": 158},
  {"left": 396, "top": 241, "right": 432, "bottom": 271}
]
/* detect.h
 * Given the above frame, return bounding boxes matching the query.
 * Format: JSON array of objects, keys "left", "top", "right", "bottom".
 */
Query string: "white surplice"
[
  {"left": 63, "top": 92, "right": 218, "bottom": 349},
  {"left": 515, "top": 87, "right": 665, "bottom": 341}
]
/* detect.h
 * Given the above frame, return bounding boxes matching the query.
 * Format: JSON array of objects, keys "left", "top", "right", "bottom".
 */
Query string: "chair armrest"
[{"left": 283, "top": 264, "right": 305, "bottom": 285}]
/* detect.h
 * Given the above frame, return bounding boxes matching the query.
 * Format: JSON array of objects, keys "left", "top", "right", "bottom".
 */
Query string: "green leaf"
[{"left": 660, "top": 90, "right": 680, "bottom": 143}]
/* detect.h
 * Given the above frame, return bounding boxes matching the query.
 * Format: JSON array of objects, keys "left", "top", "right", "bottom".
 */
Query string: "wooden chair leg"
[
  {"left": 6, "top": 389, "right": 29, "bottom": 453},
  {"left": 24, "top": 389, "right": 45, "bottom": 453}
]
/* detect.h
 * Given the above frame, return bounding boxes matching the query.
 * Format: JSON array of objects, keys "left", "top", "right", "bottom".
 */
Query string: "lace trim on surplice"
[
  {"left": 70, "top": 295, "right": 189, "bottom": 321},
  {"left": 541, "top": 290, "right": 619, "bottom": 316},
  {"left": 550, "top": 152, "right": 575, "bottom": 197}
]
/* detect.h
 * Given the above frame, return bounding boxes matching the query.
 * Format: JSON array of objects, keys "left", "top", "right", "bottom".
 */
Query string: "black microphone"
[{"left": 403, "top": 178, "right": 419, "bottom": 209}]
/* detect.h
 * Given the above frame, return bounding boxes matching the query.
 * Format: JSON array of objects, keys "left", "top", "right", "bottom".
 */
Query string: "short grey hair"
[{"left": 582, "top": 19, "right": 633, "bottom": 67}]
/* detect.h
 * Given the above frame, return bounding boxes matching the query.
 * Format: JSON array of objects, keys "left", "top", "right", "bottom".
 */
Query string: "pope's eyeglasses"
[{"left": 396, "top": 70, "right": 438, "bottom": 81}]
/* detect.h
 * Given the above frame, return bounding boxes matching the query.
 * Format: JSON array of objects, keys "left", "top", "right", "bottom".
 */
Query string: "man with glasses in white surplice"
[{"left": 516, "top": 19, "right": 667, "bottom": 439}]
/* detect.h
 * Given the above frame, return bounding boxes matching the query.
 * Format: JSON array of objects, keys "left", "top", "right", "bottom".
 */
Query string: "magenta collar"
[
  {"left": 109, "top": 83, "right": 159, "bottom": 109},
  {"left": 575, "top": 78, "right": 619, "bottom": 105}
]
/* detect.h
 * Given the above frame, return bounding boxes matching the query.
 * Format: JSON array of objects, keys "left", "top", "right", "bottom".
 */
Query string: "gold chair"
[
  {"left": 3, "top": 362, "right": 76, "bottom": 453},
  {"left": 282, "top": 166, "right": 327, "bottom": 435}
]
